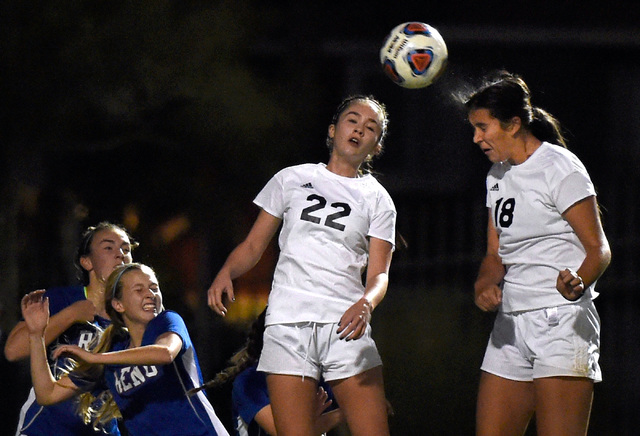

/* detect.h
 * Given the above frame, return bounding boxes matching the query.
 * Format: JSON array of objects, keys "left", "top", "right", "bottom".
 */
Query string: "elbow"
[
  {"left": 598, "top": 240, "right": 612, "bottom": 271},
  {"left": 603, "top": 249, "right": 612, "bottom": 269},
  {"left": 34, "top": 391, "right": 58, "bottom": 406},
  {"left": 36, "top": 397, "right": 55, "bottom": 406},
  {"left": 159, "top": 347, "right": 177, "bottom": 365},
  {"left": 4, "top": 344, "right": 25, "bottom": 362},
  {"left": 601, "top": 248, "right": 612, "bottom": 273}
]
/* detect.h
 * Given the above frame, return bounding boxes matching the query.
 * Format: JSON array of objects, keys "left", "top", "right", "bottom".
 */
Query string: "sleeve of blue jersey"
[
  {"left": 44, "top": 286, "right": 83, "bottom": 317},
  {"left": 232, "top": 366, "right": 271, "bottom": 424},
  {"left": 141, "top": 310, "right": 191, "bottom": 353}
]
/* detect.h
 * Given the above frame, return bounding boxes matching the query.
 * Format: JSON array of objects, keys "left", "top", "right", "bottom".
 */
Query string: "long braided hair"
[{"left": 188, "top": 308, "right": 266, "bottom": 396}]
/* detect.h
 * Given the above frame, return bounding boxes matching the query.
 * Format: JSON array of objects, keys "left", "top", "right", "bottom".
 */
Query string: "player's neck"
[
  {"left": 126, "top": 322, "right": 146, "bottom": 348},
  {"left": 510, "top": 136, "right": 542, "bottom": 165},
  {"left": 86, "top": 280, "right": 108, "bottom": 318},
  {"left": 326, "top": 158, "right": 360, "bottom": 178}
]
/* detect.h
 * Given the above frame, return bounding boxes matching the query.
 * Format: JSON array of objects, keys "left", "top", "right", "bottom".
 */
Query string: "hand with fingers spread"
[
  {"left": 337, "top": 298, "right": 372, "bottom": 341},
  {"left": 557, "top": 268, "right": 585, "bottom": 301},
  {"left": 207, "top": 270, "right": 235, "bottom": 316},
  {"left": 315, "top": 386, "right": 333, "bottom": 417},
  {"left": 22, "top": 290, "right": 50, "bottom": 336}
]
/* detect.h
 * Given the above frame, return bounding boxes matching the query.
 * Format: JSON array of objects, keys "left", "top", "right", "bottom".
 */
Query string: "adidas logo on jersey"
[
  {"left": 301, "top": 182, "right": 314, "bottom": 189},
  {"left": 490, "top": 183, "right": 499, "bottom": 191}
]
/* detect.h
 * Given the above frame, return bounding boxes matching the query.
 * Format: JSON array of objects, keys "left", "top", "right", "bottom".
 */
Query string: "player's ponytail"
[
  {"left": 530, "top": 106, "right": 567, "bottom": 148},
  {"left": 465, "top": 71, "right": 568, "bottom": 149},
  {"left": 69, "top": 324, "right": 126, "bottom": 432}
]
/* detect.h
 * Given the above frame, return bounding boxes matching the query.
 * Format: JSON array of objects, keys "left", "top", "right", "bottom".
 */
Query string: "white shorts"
[
  {"left": 257, "top": 322, "right": 383, "bottom": 382},
  {"left": 481, "top": 301, "right": 602, "bottom": 382}
]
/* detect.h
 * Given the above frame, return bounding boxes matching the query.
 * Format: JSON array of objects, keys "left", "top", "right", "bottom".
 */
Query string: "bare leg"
[
  {"left": 476, "top": 371, "right": 535, "bottom": 436},
  {"left": 329, "top": 366, "right": 389, "bottom": 436},
  {"left": 267, "top": 374, "right": 318, "bottom": 436},
  {"left": 534, "top": 376, "right": 593, "bottom": 436}
]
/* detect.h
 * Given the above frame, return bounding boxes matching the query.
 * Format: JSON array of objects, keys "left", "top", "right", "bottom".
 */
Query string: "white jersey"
[
  {"left": 486, "top": 142, "right": 597, "bottom": 312},
  {"left": 254, "top": 163, "right": 396, "bottom": 324}
]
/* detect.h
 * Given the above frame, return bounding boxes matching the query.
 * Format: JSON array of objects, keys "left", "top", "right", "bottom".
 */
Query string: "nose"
[{"left": 473, "top": 129, "right": 483, "bottom": 145}]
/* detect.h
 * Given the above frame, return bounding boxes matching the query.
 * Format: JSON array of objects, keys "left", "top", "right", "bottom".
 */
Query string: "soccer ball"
[{"left": 380, "top": 22, "right": 448, "bottom": 89}]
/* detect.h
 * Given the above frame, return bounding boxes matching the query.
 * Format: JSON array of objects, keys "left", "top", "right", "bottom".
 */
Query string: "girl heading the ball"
[{"left": 466, "top": 71, "right": 611, "bottom": 436}]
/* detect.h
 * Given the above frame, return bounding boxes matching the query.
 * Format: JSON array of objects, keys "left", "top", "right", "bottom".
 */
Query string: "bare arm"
[
  {"left": 207, "top": 210, "right": 282, "bottom": 315},
  {"left": 474, "top": 210, "right": 505, "bottom": 312},
  {"left": 253, "top": 385, "right": 344, "bottom": 435},
  {"left": 253, "top": 404, "right": 277, "bottom": 435},
  {"left": 22, "top": 291, "right": 82, "bottom": 406},
  {"left": 337, "top": 237, "right": 393, "bottom": 340},
  {"left": 311, "top": 385, "right": 345, "bottom": 435},
  {"left": 52, "top": 332, "right": 183, "bottom": 366},
  {"left": 557, "top": 196, "right": 612, "bottom": 300},
  {"left": 5, "top": 298, "right": 96, "bottom": 361}
]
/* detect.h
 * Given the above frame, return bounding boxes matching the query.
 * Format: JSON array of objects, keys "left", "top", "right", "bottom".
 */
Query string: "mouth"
[
  {"left": 142, "top": 301, "right": 158, "bottom": 312},
  {"left": 349, "top": 137, "right": 360, "bottom": 145}
]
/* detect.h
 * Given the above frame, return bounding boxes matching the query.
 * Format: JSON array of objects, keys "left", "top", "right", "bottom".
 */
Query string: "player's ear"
[
  {"left": 111, "top": 298, "right": 125, "bottom": 313},
  {"left": 508, "top": 116, "right": 522, "bottom": 133},
  {"left": 371, "top": 143, "right": 383, "bottom": 156},
  {"left": 328, "top": 124, "right": 336, "bottom": 139},
  {"left": 79, "top": 256, "right": 93, "bottom": 272}
]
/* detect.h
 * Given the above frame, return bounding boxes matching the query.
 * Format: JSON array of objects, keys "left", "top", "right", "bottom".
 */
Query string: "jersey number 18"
[{"left": 494, "top": 197, "right": 516, "bottom": 228}]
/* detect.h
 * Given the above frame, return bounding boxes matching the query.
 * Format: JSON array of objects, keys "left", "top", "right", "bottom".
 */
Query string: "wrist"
[
  {"left": 361, "top": 297, "right": 373, "bottom": 310},
  {"left": 574, "top": 275, "right": 586, "bottom": 299},
  {"left": 28, "top": 332, "right": 44, "bottom": 341}
]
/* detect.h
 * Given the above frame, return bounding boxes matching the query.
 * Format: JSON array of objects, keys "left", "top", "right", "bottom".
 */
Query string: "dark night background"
[{"left": 2, "top": 1, "right": 640, "bottom": 434}]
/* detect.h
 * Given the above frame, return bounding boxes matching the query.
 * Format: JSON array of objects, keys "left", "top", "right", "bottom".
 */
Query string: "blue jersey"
[
  {"left": 232, "top": 364, "right": 336, "bottom": 436},
  {"left": 16, "top": 285, "right": 120, "bottom": 436},
  {"left": 232, "top": 365, "right": 270, "bottom": 436},
  {"left": 100, "top": 310, "right": 229, "bottom": 436}
]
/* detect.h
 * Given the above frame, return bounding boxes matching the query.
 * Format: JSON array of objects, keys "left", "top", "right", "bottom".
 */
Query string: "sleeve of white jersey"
[
  {"left": 253, "top": 169, "right": 286, "bottom": 218},
  {"left": 368, "top": 190, "right": 397, "bottom": 248}
]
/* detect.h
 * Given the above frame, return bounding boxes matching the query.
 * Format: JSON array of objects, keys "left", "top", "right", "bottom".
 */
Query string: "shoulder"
[
  {"left": 262, "top": 163, "right": 319, "bottom": 189},
  {"left": 144, "top": 310, "right": 190, "bottom": 345},
  {"left": 154, "top": 310, "right": 187, "bottom": 330},
  {"left": 536, "top": 142, "right": 587, "bottom": 172},
  {"left": 45, "top": 285, "right": 84, "bottom": 299},
  {"left": 274, "top": 163, "right": 321, "bottom": 180},
  {"left": 235, "top": 365, "right": 265, "bottom": 387},
  {"left": 232, "top": 365, "right": 268, "bottom": 402},
  {"left": 361, "top": 175, "right": 396, "bottom": 210},
  {"left": 44, "top": 285, "right": 85, "bottom": 312}
]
